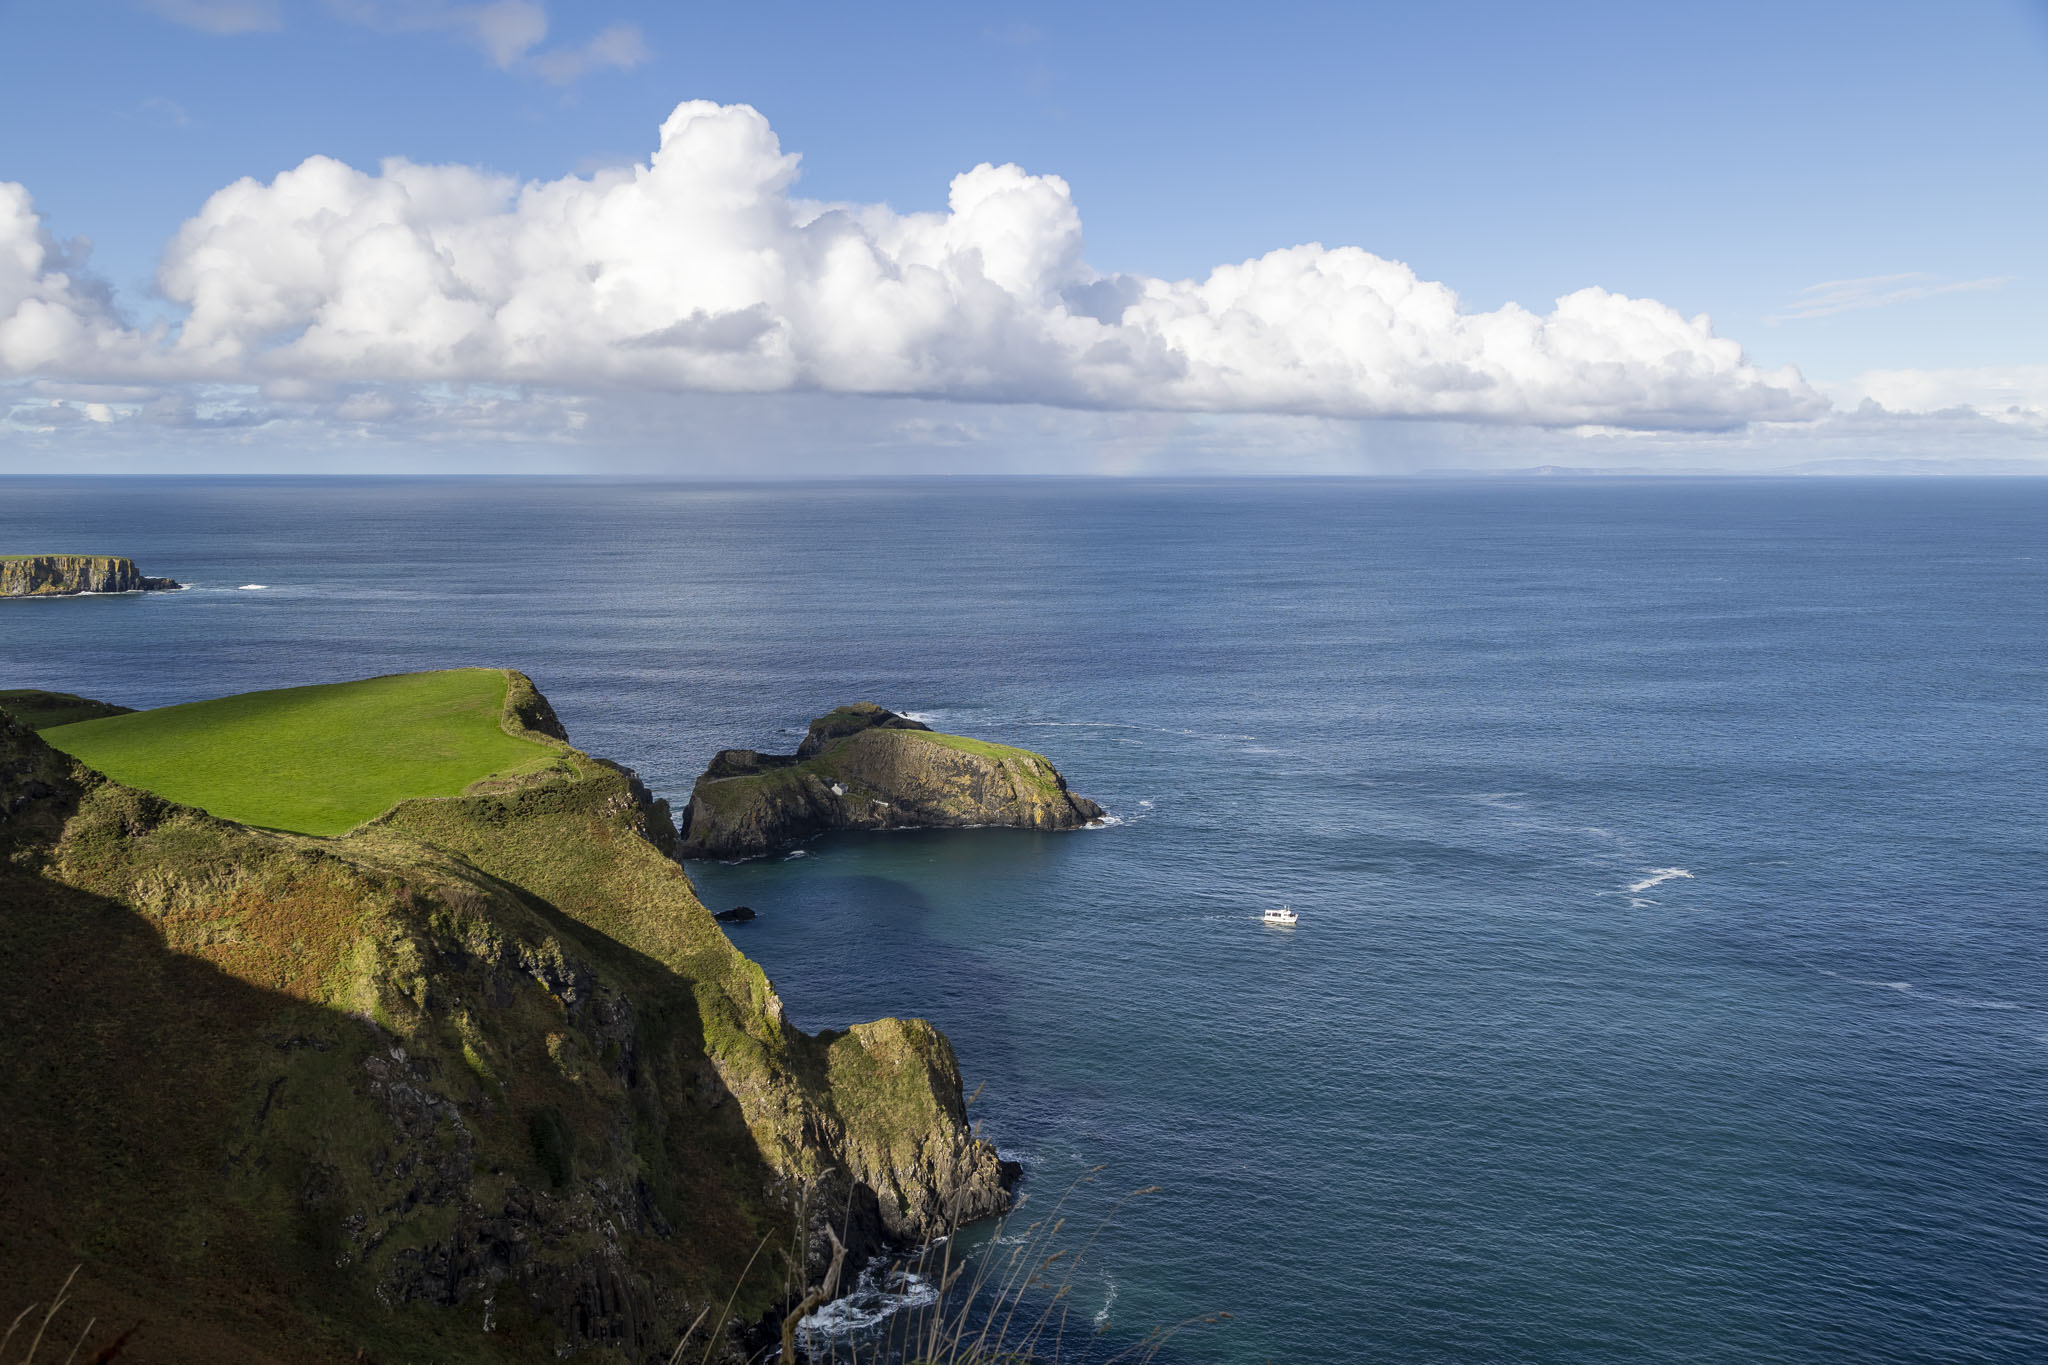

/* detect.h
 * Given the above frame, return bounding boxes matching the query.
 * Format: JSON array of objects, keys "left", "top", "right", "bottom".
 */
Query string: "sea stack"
[
  {"left": 679, "top": 702, "right": 1106, "bottom": 859},
  {"left": 0, "top": 555, "right": 182, "bottom": 597}
]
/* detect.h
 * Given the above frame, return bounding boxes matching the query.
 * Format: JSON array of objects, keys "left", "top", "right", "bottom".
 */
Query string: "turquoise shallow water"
[{"left": 4, "top": 477, "right": 2046, "bottom": 1362}]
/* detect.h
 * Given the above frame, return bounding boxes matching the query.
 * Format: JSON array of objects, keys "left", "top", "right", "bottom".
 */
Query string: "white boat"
[{"left": 1262, "top": 906, "right": 1299, "bottom": 926}]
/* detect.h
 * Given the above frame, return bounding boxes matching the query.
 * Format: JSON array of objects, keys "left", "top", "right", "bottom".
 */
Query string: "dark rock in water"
[
  {"left": 0, "top": 554, "right": 182, "bottom": 597},
  {"left": 714, "top": 905, "right": 756, "bottom": 923},
  {"left": 679, "top": 702, "right": 1106, "bottom": 860}
]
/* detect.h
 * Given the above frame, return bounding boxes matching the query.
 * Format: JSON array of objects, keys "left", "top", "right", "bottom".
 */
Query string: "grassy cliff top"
[
  {"left": 40, "top": 668, "right": 564, "bottom": 836},
  {"left": 0, "top": 689, "right": 135, "bottom": 730}
]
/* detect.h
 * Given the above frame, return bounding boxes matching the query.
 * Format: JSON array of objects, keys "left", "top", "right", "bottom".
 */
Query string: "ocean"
[{"left": 4, "top": 476, "right": 2044, "bottom": 1363}]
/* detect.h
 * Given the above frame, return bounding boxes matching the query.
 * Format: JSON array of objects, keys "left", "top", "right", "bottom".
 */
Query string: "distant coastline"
[{"left": 0, "top": 554, "right": 182, "bottom": 597}]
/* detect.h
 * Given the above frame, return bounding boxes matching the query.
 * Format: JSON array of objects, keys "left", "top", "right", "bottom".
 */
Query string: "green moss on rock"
[
  {"left": 0, "top": 554, "right": 180, "bottom": 596},
  {"left": 679, "top": 704, "right": 1106, "bottom": 860}
]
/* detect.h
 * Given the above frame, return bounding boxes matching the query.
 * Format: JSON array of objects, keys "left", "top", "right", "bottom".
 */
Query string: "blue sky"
[{"left": 1, "top": 0, "right": 2043, "bottom": 472}]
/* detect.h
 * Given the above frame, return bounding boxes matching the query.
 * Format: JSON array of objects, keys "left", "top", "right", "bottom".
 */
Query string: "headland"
[
  {"left": 2, "top": 669, "right": 1013, "bottom": 1361},
  {"left": 0, "top": 554, "right": 182, "bottom": 596}
]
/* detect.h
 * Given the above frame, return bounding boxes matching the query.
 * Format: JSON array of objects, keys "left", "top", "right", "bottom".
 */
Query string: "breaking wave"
[{"left": 798, "top": 1264, "right": 940, "bottom": 1344}]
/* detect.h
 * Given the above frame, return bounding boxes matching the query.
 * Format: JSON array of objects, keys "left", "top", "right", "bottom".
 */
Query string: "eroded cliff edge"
[
  {"left": 0, "top": 554, "right": 182, "bottom": 596},
  {"left": 0, "top": 676, "right": 1010, "bottom": 1363},
  {"left": 679, "top": 703, "right": 1106, "bottom": 860}
]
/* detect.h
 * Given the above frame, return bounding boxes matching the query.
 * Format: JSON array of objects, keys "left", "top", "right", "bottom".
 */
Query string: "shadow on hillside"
[{"left": 0, "top": 854, "right": 799, "bottom": 1364}]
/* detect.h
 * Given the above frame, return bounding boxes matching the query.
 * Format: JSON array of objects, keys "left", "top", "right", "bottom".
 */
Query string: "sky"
[{"left": 1, "top": 0, "right": 2043, "bottom": 474}]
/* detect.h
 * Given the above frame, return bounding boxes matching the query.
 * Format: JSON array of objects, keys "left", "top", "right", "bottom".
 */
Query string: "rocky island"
[
  {"left": 680, "top": 702, "right": 1105, "bottom": 860},
  {"left": 0, "top": 553, "right": 182, "bottom": 596},
  {"left": 2, "top": 671, "right": 1012, "bottom": 1362}
]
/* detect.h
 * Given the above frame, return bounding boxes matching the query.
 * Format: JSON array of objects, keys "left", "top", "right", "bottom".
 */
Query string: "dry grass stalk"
[{"left": 5, "top": 1269, "right": 136, "bottom": 1365}]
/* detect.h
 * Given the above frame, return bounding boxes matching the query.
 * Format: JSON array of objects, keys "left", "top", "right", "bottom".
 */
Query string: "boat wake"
[{"left": 1818, "top": 968, "right": 2022, "bottom": 1010}]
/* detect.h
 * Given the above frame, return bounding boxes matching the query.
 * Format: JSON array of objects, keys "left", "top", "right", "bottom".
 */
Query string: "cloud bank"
[{"left": 1, "top": 100, "right": 1829, "bottom": 433}]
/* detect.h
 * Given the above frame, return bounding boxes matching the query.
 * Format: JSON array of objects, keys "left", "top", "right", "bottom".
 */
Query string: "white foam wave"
[
  {"left": 1083, "top": 814, "right": 1124, "bottom": 829},
  {"left": 237, "top": 583, "right": 268, "bottom": 590},
  {"left": 782, "top": 849, "right": 809, "bottom": 860},
  {"left": 1138, "top": 799, "right": 1154, "bottom": 808},
  {"left": 896, "top": 709, "right": 943, "bottom": 725},
  {"left": 1627, "top": 868, "right": 1694, "bottom": 894},
  {"left": 1093, "top": 1273, "right": 1118, "bottom": 1328},
  {"left": 799, "top": 1264, "right": 939, "bottom": 1341}
]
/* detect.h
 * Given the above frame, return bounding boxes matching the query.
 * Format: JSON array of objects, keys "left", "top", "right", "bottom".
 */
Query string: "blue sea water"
[{"left": 3, "top": 476, "right": 2045, "bottom": 1363}]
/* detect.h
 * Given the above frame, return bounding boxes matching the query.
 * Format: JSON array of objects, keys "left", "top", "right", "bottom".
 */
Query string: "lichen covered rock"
[
  {"left": 0, "top": 554, "right": 181, "bottom": 596},
  {"left": 679, "top": 703, "right": 1106, "bottom": 859}
]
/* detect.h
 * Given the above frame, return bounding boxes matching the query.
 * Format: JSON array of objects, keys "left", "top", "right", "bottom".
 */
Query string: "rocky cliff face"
[
  {"left": 679, "top": 703, "right": 1106, "bottom": 860},
  {"left": 0, "top": 680, "right": 1011, "bottom": 1363},
  {"left": 0, "top": 554, "right": 181, "bottom": 596}
]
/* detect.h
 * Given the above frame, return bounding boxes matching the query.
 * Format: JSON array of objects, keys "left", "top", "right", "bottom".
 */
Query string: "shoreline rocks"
[{"left": 0, "top": 554, "right": 182, "bottom": 597}]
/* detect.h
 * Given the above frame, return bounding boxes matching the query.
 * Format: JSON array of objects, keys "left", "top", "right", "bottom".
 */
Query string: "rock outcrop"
[
  {"left": 679, "top": 703, "right": 1106, "bottom": 860},
  {"left": 0, "top": 554, "right": 181, "bottom": 596},
  {"left": 0, "top": 680, "right": 1012, "bottom": 1363},
  {"left": 0, "top": 689, "right": 135, "bottom": 730}
]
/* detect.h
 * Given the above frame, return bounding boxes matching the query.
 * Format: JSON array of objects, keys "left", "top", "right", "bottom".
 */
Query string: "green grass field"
[{"left": 41, "top": 669, "right": 562, "bottom": 836}]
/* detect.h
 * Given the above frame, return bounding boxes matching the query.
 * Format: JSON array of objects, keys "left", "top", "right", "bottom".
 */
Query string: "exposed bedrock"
[
  {"left": 0, "top": 554, "right": 182, "bottom": 596},
  {"left": 679, "top": 702, "right": 1106, "bottom": 860}
]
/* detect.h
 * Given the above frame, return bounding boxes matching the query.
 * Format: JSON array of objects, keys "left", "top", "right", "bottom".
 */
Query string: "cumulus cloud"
[
  {"left": 0, "top": 184, "right": 150, "bottom": 376},
  {"left": 1826, "top": 364, "right": 2048, "bottom": 427},
  {"left": 3, "top": 100, "right": 1829, "bottom": 430}
]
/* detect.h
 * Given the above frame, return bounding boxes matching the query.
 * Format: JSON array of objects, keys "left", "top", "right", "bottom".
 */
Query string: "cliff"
[
  {"left": 0, "top": 677, "right": 1011, "bottom": 1363},
  {"left": 0, "top": 688, "right": 136, "bottom": 729},
  {"left": 679, "top": 703, "right": 1106, "bottom": 860},
  {"left": 0, "top": 554, "right": 181, "bottom": 596}
]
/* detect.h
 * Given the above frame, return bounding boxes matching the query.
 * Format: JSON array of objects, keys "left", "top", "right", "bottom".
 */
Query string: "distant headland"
[
  {"left": 680, "top": 701, "right": 1106, "bottom": 859},
  {"left": 0, "top": 554, "right": 182, "bottom": 597}
]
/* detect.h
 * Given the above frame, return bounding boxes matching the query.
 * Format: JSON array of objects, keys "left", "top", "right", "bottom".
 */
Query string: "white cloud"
[
  {"left": 0, "top": 184, "right": 148, "bottom": 376},
  {"left": 19, "top": 98, "right": 2035, "bottom": 457},
  {"left": 1769, "top": 272, "right": 2011, "bottom": 322},
  {"left": 321, "top": 2, "right": 641, "bottom": 80},
  {"left": 1825, "top": 364, "right": 2048, "bottom": 427},
  {"left": 325, "top": 1, "right": 549, "bottom": 67},
  {"left": 140, "top": 0, "right": 281, "bottom": 34},
  {"left": 531, "top": 21, "right": 649, "bottom": 85},
  {"left": 139, "top": 95, "right": 195, "bottom": 128},
  {"left": 0, "top": 99, "right": 1803, "bottom": 431}
]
